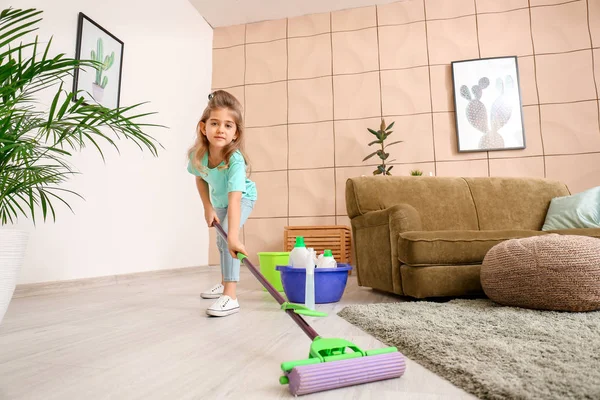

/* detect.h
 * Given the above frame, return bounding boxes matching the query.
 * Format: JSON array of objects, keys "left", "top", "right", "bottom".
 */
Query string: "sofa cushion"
[
  {"left": 481, "top": 234, "right": 600, "bottom": 312},
  {"left": 397, "top": 230, "right": 549, "bottom": 266},
  {"left": 346, "top": 176, "right": 479, "bottom": 231},
  {"left": 464, "top": 177, "right": 570, "bottom": 231}
]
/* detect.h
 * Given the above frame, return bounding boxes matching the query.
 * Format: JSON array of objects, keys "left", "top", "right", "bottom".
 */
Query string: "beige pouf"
[{"left": 481, "top": 234, "right": 600, "bottom": 312}]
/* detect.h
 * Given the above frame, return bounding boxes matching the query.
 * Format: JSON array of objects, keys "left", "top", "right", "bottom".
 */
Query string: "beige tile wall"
[{"left": 209, "top": 0, "right": 600, "bottom": 264}]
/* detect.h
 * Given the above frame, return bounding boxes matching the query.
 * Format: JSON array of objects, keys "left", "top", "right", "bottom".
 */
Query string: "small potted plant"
[
  {"left": 363, "top": 119, "right": 402, "bottom": 175},
  {"left": 410, "top": 169, "right": 423, "bottom": 176}
]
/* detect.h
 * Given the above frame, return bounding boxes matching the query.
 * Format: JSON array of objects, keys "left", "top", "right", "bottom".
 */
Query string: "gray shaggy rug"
[{"left": 337, "top": 299, "right": 600, "bottom": 399}]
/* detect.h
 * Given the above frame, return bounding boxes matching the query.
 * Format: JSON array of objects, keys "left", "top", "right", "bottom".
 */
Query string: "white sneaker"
[
  {"left": 206, "top": 295, "right": 240, "bottom": 317},
  {"left": 201, "top": 283, "right": 224, "bottom": 299}
]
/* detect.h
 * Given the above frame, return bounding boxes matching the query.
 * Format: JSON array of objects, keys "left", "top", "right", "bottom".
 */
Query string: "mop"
[{"left": 213, "top": 222, "right": 406, "bottom": 396}]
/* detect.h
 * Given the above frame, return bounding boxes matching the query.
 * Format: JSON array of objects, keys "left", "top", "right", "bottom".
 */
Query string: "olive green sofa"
[{"left": 345, "top": 176, "right": 600, "bottom": 298}]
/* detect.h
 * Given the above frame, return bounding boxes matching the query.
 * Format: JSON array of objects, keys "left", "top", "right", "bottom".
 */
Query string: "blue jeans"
[{"left": 215, "top": 198, "right": 254, "bottom": 282}]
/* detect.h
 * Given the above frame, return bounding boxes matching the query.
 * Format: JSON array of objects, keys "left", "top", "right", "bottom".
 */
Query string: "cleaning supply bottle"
[
  {"left": 304, "top": 252, "right": 315, "bottom": 310},
  {"left": 289, "top": 236, "right": 309, "bottom": 268},
  {"left": 321, "top": 249, "right": 337, "bottom": 268}
]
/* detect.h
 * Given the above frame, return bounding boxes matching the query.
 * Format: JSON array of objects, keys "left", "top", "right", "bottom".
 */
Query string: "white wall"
[{"left": 6, "top": 0, "right": 213, "bottom": 283}]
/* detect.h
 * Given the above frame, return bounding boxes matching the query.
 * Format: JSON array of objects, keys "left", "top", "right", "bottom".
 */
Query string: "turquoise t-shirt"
[{"left": 187, "top": 150, "right": 257, "bottom": 209}]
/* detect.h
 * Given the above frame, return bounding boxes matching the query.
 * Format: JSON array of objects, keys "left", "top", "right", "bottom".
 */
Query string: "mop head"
[{"left": 279, "top": 337, "right": 406, "bottom": 396}]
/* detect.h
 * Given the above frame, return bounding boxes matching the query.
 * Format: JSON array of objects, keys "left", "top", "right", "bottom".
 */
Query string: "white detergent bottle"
[
  {"left": 322, "top": 249, "right": 337, "bottom": 268},
  {"left": 289, "top": 236, "right": 309, "bottom": 268},
  {"left": 304, "top": 252, "right": 315, "bottom": 310}
]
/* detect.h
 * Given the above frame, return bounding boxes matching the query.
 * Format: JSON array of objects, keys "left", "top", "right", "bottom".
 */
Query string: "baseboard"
[{"left": 13, "top": 265, "right": 210, "bottom": 298}]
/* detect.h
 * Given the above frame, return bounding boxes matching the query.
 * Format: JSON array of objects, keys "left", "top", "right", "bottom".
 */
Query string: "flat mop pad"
[{"left": 286, "top": 351, "right": 406, "bottom": 395}]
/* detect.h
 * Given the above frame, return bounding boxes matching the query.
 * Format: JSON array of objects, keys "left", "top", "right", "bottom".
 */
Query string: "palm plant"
[{"left": 0, "top": 8, "right": 162, "bottom": 225}]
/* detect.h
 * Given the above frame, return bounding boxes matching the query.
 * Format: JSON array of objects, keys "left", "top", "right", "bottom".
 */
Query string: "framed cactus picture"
[
  {"left": 73, "top": 13, "right": 124, "bottom": 109},
  {"left": 451, "top": 56, "right": 526, "bottom": 152}
]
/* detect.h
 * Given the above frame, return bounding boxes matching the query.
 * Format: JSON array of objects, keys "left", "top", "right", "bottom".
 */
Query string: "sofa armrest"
[
  {"left": 351, "top": 204, "right": 422, "bottom": 295},
  {"left": 353, "top": 203, "right": 422, "bottom": 232}
]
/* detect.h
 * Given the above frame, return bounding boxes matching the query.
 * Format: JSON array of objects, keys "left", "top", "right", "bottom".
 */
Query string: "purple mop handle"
[{"left": 212, "top": 222, "right": 319, "bottom": 341}]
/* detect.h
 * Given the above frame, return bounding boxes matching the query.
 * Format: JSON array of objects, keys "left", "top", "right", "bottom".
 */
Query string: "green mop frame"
[{"left": 213, "top": 222, "right": 399, "bottom": 386}]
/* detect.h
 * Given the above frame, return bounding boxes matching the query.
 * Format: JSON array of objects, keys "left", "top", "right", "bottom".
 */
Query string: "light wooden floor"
[{"left": 0, "top": 266, "right": 476, "bottom": 400}]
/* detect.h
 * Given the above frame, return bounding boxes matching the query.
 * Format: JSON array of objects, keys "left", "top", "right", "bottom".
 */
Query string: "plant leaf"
[
  {"left": 362, "top": 151, "right": 378, "bottom": 161},
  {"left": 376, "top": 150, "right": 389, "bottom": 160},
  {"left": 386, "top": 121, "right": 395, "bottom": 131},
  {"left": 384, "top": 140, "right": 403, "bottom": 148}
]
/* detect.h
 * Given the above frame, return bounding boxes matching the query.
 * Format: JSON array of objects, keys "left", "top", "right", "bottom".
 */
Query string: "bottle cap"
[
  {"left": 324, "top": 249, "right": 332, "bottom": 257},
  {"left": 294, "top": 236, "right": 305, "bottom": 247}
]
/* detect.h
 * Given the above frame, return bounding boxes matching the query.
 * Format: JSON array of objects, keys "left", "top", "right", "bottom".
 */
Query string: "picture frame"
[
  {"left": 451, "top": 56, "right": 526, "bottom": 153},
  {"left": 72, "top": 12, "right": 124, "bottom": 109}
]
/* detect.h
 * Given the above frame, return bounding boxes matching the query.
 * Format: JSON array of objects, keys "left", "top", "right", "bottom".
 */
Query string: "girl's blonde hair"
[{"left": 188, "top": 90, "right": 251, "bottom": 174}]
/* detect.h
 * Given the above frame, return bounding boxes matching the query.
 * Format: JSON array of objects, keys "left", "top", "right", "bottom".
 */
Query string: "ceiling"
[{"left": 189, "top": 0, "right": 401, "bottom": 27}]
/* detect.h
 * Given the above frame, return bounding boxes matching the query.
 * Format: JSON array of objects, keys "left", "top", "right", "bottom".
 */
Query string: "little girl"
[{"left": 187, "top": 90, "right": 257, "bottom": 317}]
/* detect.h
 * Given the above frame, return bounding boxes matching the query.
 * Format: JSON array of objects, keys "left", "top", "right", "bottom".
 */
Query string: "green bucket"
[{"left": 257, "top": 252, "right": 289, "bottom": 292}]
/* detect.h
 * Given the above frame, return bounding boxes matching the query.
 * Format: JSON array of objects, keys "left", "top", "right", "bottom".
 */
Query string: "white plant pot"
[
  {"left": 92, "top": 83, "right": 104, "bottom": 102},
  {"left": 0, "top": 229, "right": 28, "bottom": 325}
]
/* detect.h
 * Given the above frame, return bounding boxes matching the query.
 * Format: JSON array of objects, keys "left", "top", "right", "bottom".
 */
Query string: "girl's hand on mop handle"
[
  {"left": 204, "top": 207, "right": 220, "bottom": 227},
  {"left": 228, "top": 237, "right": 248, "bottom": 259}
]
